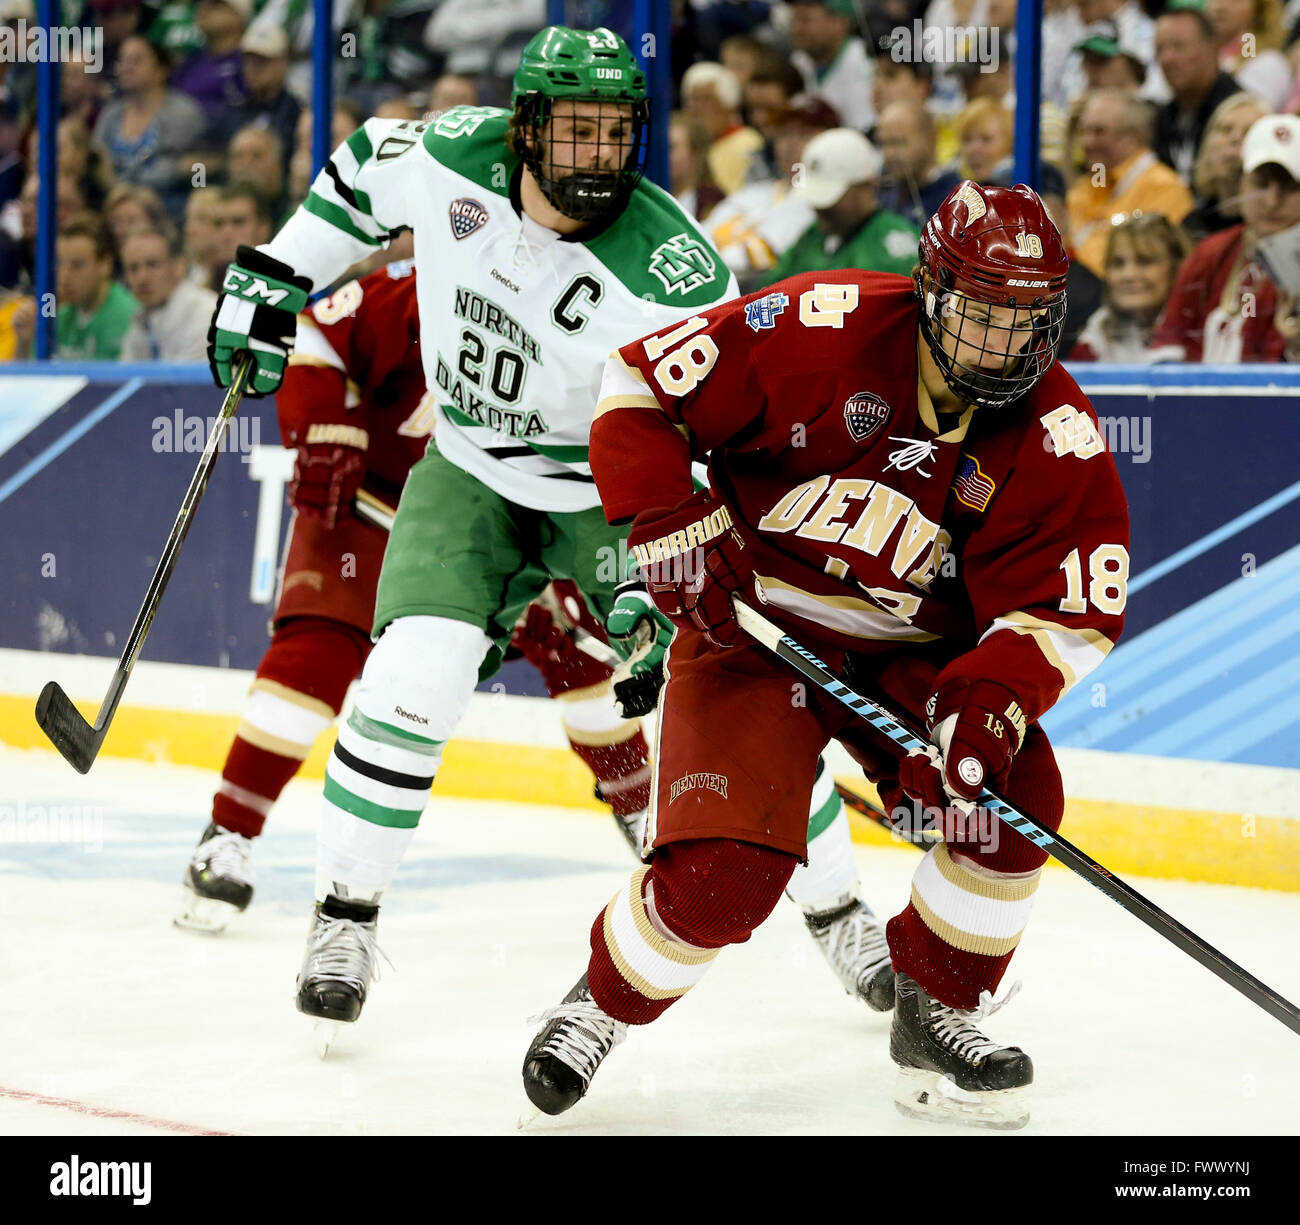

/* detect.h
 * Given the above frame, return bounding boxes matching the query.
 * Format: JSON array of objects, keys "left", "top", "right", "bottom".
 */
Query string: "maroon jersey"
[
  {"left": 281, "top": 261, "right": 433, "bottom": 508},
  {"left": 592, "top": 270, "right": 1130, "bottom": 725}
]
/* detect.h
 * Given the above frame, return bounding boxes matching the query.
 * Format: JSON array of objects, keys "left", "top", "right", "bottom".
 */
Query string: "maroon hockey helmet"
[{"left": 916, "top": 180, "right": 1069, "bottom": 410}]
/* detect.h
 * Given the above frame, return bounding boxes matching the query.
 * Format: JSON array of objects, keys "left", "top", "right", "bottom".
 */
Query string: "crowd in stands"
[{"left": 9, "top": 0, "right": 1300, "bottom": 365}]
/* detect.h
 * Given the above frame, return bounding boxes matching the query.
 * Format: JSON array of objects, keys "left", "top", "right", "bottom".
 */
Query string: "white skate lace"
[
  {"left": 927, "top": 981, "right": 1022, "bottom": 1065},
  {"left": 304, "top": 916, "right": 393, "bottom": 991},
  {"left": 199, "top": 829, "right": 253, "bottom": 884},
  {"left": 825, "top": 904, "right": 892, "bottom": 988},
  {"left": 531, "top": 997, "right": 627, "bottom": 1086}
]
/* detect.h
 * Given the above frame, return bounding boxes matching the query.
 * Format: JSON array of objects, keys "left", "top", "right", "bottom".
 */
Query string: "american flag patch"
[{"left": 952, "top": 453, "right": 995, "bottom": 511}]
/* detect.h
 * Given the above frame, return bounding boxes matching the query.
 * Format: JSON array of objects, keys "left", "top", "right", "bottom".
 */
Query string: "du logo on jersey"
[
  {"left": 449, "top": 197, "right": 489, "bottom": 240},
  {"left": 843, "top": 390, "right": 893, "bottom": 443},
  {"left": 648, "top": 233, "right": 718, "bottom": 295},
  {"left": 745, "top": 291, "right": 789, "bottom": 332}
]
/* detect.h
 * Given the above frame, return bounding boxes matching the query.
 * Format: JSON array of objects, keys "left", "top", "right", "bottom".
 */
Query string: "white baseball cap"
[
  {"left": 1242, "top": 114, "right": 1300, "bottom": 182},
  {"left": 792, "top": 127, "right": 884, "bottom": 209}
]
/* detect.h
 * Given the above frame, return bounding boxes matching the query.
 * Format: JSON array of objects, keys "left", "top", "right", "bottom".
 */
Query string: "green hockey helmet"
[{"left": 511, "top": 26, "right": 650, "bottom": 223}]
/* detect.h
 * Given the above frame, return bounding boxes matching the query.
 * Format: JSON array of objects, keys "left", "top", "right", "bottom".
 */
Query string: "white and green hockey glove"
[
  {"left": 605, "top": 580, "right": 676, "bottom": 719},
  {"left": 207, "top": 245, "right": 312, "bottom": 397}
]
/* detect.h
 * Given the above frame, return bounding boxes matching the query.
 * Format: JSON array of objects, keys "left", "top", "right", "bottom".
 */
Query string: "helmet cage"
[
  {"left": 515, "top": 92, "right": 649, "bottom": 224},
  {"left": 917, "top": 265, "right": 1067, "bottom": 411}
]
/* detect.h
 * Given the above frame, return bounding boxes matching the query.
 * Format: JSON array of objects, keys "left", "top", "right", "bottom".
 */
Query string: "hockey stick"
[
  {"left": 34, "top": 358, "right": 254, "bottom": 773},
  {"left": 733, "top": 597, "right": 1300, "bottom": 1039}
]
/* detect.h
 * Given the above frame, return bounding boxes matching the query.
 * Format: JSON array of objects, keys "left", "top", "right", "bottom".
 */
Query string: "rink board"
[{"left": 2, "top": 365, "right": 1299, "bottom": 891}]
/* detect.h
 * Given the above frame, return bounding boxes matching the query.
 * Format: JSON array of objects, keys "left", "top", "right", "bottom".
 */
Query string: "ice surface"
[{"left": 2, "top": 745, "right": 1298, "bottom": 1136}]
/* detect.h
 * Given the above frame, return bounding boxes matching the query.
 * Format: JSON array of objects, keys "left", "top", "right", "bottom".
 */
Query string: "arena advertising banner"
[{"left": 1, "top": 367, "right": 1297, "bottom": 766}]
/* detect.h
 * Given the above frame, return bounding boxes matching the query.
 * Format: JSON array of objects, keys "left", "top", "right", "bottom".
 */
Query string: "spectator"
[
  {"left": 1074, "top": 20, "right": 1149, "bottom": 93},
  {"left": 1208, "top": 0, "right": 1293, "bottom": 109},
  {"left": 786, "top": 0, "right": 875, "bottom": 132},
  {"left": 212, "top": 181, "right": 273, "bottom": 268},
  {"left": 720, "top": 33, "right": 770, "bottom": 89},
  {"left": 423, "top": 0, "right": 546, "bottom": 77},
  {"left": 148, "top": 0, "right": 206, "bottom": 61},
  {"left": 93, "top": 36, "right": 207, "bottom": 200},
  {"left": 90, "top": 0, "right": 148, "bottom": 74},
  {"left": 1070, "top": 213, "right": 1192, "bottom": 360},
  {"left": 876, "top": 98, "right": 962, "bottom": 230},
  {"left": 183, "top": 185, "right": 224, "bottom": 288},
  {"left": 766, "top": 127, "right": 919, "bottom": 283},
  {"left": 429, "top": 75, "right": 479, "bottom": 115},
  {"left": 227, "top": 125, "right": 286, "bottom": 221},
  {"left": 172, "top": 0, "right": 249, "bottom": 121},
  {"left": 955, "top": 97, "right": 1012, "bottom": 183},
  {"left": 119, "top": 224, "right": 217, "bottom": 360},
  {"left": 1068, "top": 88, "right": 1194, "bottom": 276},
  {"left": 374, "top": 98, "right": 418, "bottom": 121},
  {"left": 745, "top": 57, "right": 809, "bottom": 145},
  {"left": 875, "top": 37, "right": 962, "bottom": 167},
  {"left": 53, "top": 214, "right": 139, "bottom": 360},
  {"left": 210, "top": 24, "right": 299, "bottom": 162},
  {"left": 3, "top": 173, "right": 86, "bottom": 288},
  {"left": 669, "top": 111, "right": 715, "bottom": 220},
  {"left": 1150, "top": 113, "right": 1300, "bottom": 361},
  {"left": 59, "top": 50, "right": 110, "bottom": 131},
  {"left": 58, "top": 117, "right": 115, "bottom": 212},
  {"left": 1154, "top": 4, "right": 1242, "bottom": 181},
  {"left": 0, "top": 91, "right": 19, "bottom": 209},
  {"left": 104, "top": 183, "right": 170, "bottom": 256},
  {"left": 1185, "top": 91, "right": 1269, "bottom": 240},
  {"left": 1042, "top": 0, "right": 1088, "bottom": 111},
  {"left": 682, "top": 62, "right": 765, "bottom": 197},
  {"left": 703, "top": 95, "right": 836, "bottom": 288}
]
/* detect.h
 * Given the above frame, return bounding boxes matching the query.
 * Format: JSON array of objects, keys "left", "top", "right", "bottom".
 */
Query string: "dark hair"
[
  {"left": 220, "top": 180, "right": 275, "bottom": 225},
  {"left": 120, "top": 221, "right": 184, "bottom": 259},
  {"left": 59, "top": 211, "right": 114, "bottom": 260},
  {"left": 121, "top": 34, "right": 173, "bottom": 77},
  {"left": 1159, "top": 5, "right": 1217, "bottom": 41},
  {"left": 746, "top": 57, "right": 806, "bottom": 99}
]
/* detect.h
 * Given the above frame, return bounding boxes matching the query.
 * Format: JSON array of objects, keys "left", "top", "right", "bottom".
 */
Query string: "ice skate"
[
  {"left": 890, "top": 972, "right": 1032, "bottom": 1129},
  {"left": 803, "top": 895, "right": 895, "bottom": 1011},
  {"left": 295, "top": 895, "right": 389, "bottom": 1057},
  {"left": 174, "top": 822, "right": 254, "bottom": 934},
  {"left": 523, "top": 974, "right": 626, "bottom": 1116},
  {"left": 598, "top": 785, "right": 646, "bottom": 856}
]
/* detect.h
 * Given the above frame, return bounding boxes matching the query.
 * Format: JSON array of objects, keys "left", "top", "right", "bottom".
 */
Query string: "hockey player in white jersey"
[{"left": 205, "top": 25, "right": 894, "bottom": 1046}]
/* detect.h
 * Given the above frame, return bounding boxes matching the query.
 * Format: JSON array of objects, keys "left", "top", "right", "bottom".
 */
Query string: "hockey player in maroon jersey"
[
  {"left": 176, "top": 262, "right": 653, "bottom": 932},
  {"left": 523, "top": 181, "right": 1130, "bottom": 1129}
]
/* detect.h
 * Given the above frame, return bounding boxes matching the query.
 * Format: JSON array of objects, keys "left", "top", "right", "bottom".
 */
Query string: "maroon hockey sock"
[
  {"left": 587, "top": 838, "right": 797, "bottom": 1024},
  {"left": 212, "top": 617, "right": 369, "bottom": 838},
  {"left": 886, "top": 735, "right": 1066, "bottom": 1009}
]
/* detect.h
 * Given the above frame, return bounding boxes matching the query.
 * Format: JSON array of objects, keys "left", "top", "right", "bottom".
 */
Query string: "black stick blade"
[{"left": 34, "top": 682, "right": 102, "bottom": 774}]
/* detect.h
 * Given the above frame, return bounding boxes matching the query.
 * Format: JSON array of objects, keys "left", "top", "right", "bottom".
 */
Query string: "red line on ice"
[{"left": 0, "top": 1085, "right": 232, "bottom": 1136}]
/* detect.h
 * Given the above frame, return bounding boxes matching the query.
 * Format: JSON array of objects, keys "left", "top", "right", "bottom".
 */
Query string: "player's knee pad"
[
  {"left": 352, "top": 615, "right": 492, "bottom": 744},
  {"left": 649, "top": 838, "right": 797, "bottom": 949}
]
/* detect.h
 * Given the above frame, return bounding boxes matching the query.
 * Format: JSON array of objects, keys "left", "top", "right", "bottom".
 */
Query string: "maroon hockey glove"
[
  {"left": 898, "top": 678, "right": 1027, "bottom": 807},
  {"left": 627, "top": 490, "right": 749, "bottom": 649},
  {"left": 289, "top": 423, "right": 369, "bottom": 529}
]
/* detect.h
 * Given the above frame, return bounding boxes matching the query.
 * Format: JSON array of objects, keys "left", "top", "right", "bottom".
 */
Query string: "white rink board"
[{"left": 2, "top": 746, "right": 1298, "bottom": 1137}]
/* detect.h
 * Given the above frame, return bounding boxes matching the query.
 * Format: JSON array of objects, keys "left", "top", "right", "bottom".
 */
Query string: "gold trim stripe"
[
  {"left": 249, "top": 678, "right": 337, "bottom": 723},
  {"left": 594, "top": 392, "right": 662, "bottom": 420},
  {"left": 556, "top": 680, "right": 614, "bottom": 705},
  {"left": 562, "top": 721, "right": 642, "bottom": 748},
  {"left": 932, "top": 843, "right": 1041, "bottom": 903},
  {"left": 992, "top": 611, "right": 1113, "bottom": 689},
  {"left": 756, "top": 575, "right": 939, "bottom": 642},
  {"left": 626, "top": 866, "right": 718, "bottom": 967},
  {"left": 603, "top": 903, "right": 689, "bottom": 1000},
  {"left": 236, "top": 722, "right": 313, "bottom": 760},
  {"left": 910, "top": 886, "right": 1025, "bottom": 958}
]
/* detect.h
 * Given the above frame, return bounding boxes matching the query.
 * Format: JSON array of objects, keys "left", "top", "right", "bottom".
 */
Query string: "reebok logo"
[
  {"left": 394, "top": 706, "right": 429, "bottom": 726},
  {"left": 50, "top": 1155, "right": 151, "bottom": 1206}
]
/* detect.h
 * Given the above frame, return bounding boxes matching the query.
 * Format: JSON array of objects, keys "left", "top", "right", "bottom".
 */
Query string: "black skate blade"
[{"left": 35, "top": 683, "right": 104, "bottom": 774}]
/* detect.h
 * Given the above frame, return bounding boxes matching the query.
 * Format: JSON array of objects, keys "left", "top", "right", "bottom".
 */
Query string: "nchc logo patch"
[
  {"left": 745, "top": 291, "right": 789, "bottom": 332},
  {"left": 448, "top": 197, "right": 489, "bottom": 240},
  {"left": 842, "top": 390, "right": 893, "bottom": 444}
]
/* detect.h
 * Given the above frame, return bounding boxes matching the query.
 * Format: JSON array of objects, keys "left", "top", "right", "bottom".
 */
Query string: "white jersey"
[{"left": 263, "top": 106, "right": 739, "bottom": 512}]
